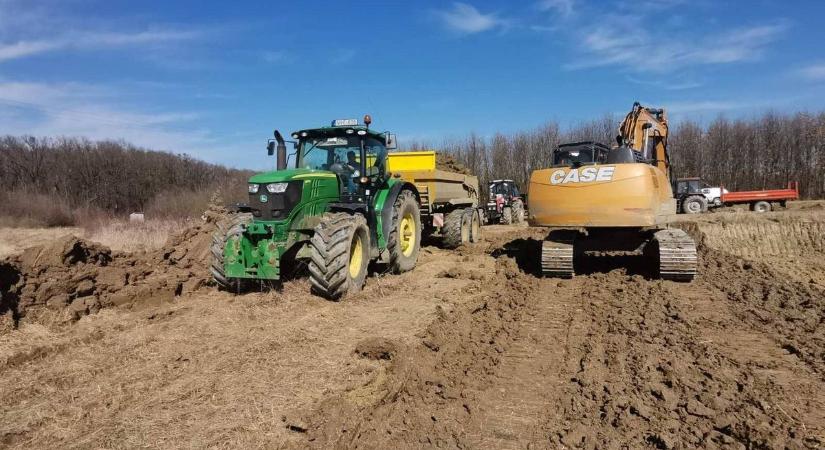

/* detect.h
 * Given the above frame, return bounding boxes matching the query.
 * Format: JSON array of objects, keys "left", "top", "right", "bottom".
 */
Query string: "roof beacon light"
[
  {"left": 363, "top": 114, "right": 372, "bottom": 128},
  {"left": 332, "top": 118, "right": 358, "bottom": 127}
]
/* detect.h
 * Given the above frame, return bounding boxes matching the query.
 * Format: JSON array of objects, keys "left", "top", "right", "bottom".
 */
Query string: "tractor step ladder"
[{"left": 416, "top": 184, "right": 432, "bottom": 215}]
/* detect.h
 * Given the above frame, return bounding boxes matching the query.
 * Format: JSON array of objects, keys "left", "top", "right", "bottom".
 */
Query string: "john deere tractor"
[{"left": 211, "top": 116, "right": 421, "bottom": 300}]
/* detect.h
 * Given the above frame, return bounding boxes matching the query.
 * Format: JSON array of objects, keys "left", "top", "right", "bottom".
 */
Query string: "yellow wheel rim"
[
  {"left": 349, "top": 233, "right": 363, "bottom": 278},
  {"left": 399, "top": 213, "right": 416, "bottom": 257}
]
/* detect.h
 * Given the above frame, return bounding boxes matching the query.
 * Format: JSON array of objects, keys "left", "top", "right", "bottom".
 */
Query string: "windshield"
[
  {"left": 552, "top": 145, "right": 608, "bottom": 167},
  {"left": 297, "top": 134, "right": 387, "bottom": 194},
  {"left": 298, "top": 136, "right": 386, "bottom": 171},
  {"left": 490, "top": 182, "right": 518, "bottom": 197}
]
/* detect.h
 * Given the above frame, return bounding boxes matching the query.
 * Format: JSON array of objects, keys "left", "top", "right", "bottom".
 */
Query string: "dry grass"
[
  {"left": 0, "top": 219, "right": 188, "bottom": 258},
  {"left": 0, "top": 227, "right": 82, "bottom": 258},
  {"left": 84, "top": 219, "right": 191, "bottom": 253}
]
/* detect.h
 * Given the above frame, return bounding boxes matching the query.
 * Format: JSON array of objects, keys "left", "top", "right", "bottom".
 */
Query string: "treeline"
[
  {"left": 0, "top": 136, "right": 251, "bottom": 226},
  {"left": 406, "top": 111, "right": 825, "bottom": 199}
]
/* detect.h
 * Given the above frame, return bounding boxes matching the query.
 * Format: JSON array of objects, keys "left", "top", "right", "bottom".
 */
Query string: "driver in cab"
[{"left": 345, "top": 151, "right": 359, "bottom": 192}]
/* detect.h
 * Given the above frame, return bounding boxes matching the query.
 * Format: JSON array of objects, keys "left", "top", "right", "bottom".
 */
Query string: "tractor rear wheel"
[
  {"left": 502, "top": 206, "right": 514, "bottom": 224},
  {"left": 309, "top": 213, "right": 370, "bottom": 301},
  {"left": 443, "top": 208, "right": 469, "bottom": 248},
  {"left": 682, "top": 195, "right": 707, "bottom": 214},
  {"left": 388, "top": 190, "right": 421, "bottom": 274},
  {"left": 210, "top": 213, "right": 253, "bottom": 292}
]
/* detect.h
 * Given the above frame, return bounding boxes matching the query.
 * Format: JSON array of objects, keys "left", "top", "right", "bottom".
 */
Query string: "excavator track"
[
  {"left": 653, "top": 229, "right": 697, "bottom": 281},
  {"left": 541, "top": 232, "right": 576, "bottom": 278}
]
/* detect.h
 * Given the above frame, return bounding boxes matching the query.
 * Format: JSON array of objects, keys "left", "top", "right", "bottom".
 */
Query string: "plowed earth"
[{"left": 1, "top": 207, "right": 823, "bottom": 449}]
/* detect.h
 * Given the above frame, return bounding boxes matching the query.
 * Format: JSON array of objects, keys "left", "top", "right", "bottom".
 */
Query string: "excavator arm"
[{"left": 617, "top": 102, "right": 670, "bottom": 179}]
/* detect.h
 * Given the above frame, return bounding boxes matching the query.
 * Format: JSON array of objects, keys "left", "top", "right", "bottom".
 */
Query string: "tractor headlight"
[
  {"left": 248, "top": 184, "right": 259, "bottom": 194},
  {"left": 266, "top": 182, "right": 288, "bottom": 194}
]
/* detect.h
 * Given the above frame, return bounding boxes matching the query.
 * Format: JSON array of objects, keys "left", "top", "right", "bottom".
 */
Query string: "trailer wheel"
[
  {"left": 309, "top": 213, "right": 370, "bottom": 301},
  {"left": 210, "top": 213, "right": 253, "bottom": 292},
  {"left": 682, "top": 195, "right": 707, "bottom": 214},
  {"left": 752, "top": 201, "right": 771, "bottom": 213},
  {"left": 387, "top": 189, "right": 421, "bottom": 274},
  {"left": 512, "top": 199, "right": 526, "bottom": 224},
  {"left": 443, "top": 208, "right": 468, "bottom": 248},
  {"left": 462, "top": 208, "right": 482, "bottom": 243},
  {"left": 502, "top": 206, "right": 513, "bottom": 224}
]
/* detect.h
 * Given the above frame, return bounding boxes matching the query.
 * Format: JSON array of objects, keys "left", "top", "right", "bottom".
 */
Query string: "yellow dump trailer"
[{"left": 387, "top": 151, "right": 481, "bottom": 247}]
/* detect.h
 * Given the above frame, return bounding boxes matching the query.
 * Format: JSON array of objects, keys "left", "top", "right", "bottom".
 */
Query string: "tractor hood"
[{"left": 249, "top": 168, "right": 337, "bottom": 184}]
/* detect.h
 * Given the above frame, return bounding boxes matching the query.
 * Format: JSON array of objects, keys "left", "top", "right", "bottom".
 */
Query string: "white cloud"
[
  {"left": 0, "top": 28, "right": 202, "bottom": 63},
  {"left": 434, "top": 3, "right": 505, "bottom": 34},
  {"left": 796, "top": 63, "right": 825, "bottom": 81},
  {"left": 537, "top": 0, "right": 574, "bottom": 17},
  {"left": 0, "top": 40, "right": 62, "bottom": 62},
  {"left": 564, "top": 20, "right": 787, "bottom": 73},
  {"left": 0, "top": 80, "right": 214, "bottom": 154}
]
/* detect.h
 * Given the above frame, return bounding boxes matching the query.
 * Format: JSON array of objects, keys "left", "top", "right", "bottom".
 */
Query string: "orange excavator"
[{"left": 527, "top": 102, "right": 697, "bottom": 281}]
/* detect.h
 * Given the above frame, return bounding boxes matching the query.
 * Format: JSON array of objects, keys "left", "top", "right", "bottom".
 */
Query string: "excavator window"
[{"left": 552, "top": 143, "right": 609, "bottom": 167}]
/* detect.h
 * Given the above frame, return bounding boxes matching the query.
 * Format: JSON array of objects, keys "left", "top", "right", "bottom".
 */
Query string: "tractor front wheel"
[
  {"left": 309, "top": 213, "right": 370, "bottom": 301},
  {"left": 388, "top": 190, "right": 422, "bottom": 274},
  {"left": 210, "top": 213, "right": 253, "bottom": 292}
]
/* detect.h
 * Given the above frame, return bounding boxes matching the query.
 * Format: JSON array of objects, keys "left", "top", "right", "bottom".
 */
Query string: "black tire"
[
  {"left": 752, "top": 201, "right": 771, "bottom": 213},
  {"left": 512, "top": 199, "right": 526, "bottom": 224},
  {"left": 682, "top": 195, "right": 707, "bottom": 214},
  {"left": 210, "top": 213, "right": 253, "bottom": 292},
  {"left": 442, "top": 208, "right": 468, "bottom": 248},
  {"left": 502, "top": 206, "right": 513, "bottom": 224},
  {"left": 464, "top": 208, "right": 482, "bottom": 243},
  {"left": 308, "top": 213, "right": 370, "bottom": 301},
  {"left": 387, "top": 190, "right": 421, "bottom": 274}
]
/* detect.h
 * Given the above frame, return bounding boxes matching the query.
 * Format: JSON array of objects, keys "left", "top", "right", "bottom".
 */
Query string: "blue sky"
[{"left": 1, "top": 0, "right": 824, "bottom": 169}]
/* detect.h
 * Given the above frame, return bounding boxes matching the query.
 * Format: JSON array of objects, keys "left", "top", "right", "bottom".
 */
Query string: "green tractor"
[{"left": 211, "top": 116, "right": 421, "bottom": 300}]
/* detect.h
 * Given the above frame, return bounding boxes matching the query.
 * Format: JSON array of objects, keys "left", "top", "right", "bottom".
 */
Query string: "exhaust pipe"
[{"left": 274, "top": 130, "right": 287, "bottom": 170}]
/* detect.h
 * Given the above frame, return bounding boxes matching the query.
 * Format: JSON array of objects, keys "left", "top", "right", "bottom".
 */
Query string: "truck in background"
[{"left": 675, "top": 177, "right": 799, "bottom": 213}]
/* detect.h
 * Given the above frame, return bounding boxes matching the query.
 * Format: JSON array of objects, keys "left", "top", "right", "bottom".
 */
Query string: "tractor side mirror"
[
  {"left": 267, "top": 140, "right": 275, "bottom": 156},
  {"left": 385, "top": 133, "right": 398, "bottom": 150}
]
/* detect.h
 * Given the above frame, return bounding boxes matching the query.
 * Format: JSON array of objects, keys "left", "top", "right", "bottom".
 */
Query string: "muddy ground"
[{"left": 1, "top": 205, "right": 824, "bottom": 449}]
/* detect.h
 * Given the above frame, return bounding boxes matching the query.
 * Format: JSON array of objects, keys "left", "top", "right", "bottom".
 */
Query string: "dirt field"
[{"left": 1, "top": 205, "right": 824, "bottom": 449}]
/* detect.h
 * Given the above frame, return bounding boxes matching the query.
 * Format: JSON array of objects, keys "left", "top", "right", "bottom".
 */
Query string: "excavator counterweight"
[{"left": 527, "top": 103, "right": 697, "bottom": 281}]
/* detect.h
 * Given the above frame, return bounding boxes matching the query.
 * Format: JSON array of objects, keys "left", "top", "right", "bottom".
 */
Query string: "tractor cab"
[{"left": 291, "top": 116, "right": 397, "bottom": 206}]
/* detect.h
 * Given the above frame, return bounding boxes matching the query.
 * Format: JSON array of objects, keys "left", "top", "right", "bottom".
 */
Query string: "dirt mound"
[
  {"left": 436, "top": 153, "right": 472, "bottom": 175},
  {"left": 0, "top": 201, "right": 229, "bottom": 330}
]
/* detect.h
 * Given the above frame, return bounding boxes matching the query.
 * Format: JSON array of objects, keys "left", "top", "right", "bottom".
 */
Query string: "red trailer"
[{"left": 720, "top": 181, "right": 799, "bottom": 212}]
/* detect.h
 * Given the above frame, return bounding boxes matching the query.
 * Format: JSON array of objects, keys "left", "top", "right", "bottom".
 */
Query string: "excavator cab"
[{"left": 553, "top": 142, "right": 610, "bottom": 167}]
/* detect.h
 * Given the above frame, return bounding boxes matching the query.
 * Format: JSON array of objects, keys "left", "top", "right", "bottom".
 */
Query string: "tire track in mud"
[
  {"left": 293, "top": 224, "right": 824, "bottom": 449},
  {"left": 461, "top": 280, "right": 578, "bottom": 448}
]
